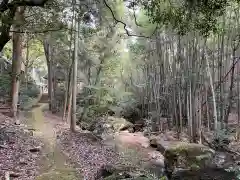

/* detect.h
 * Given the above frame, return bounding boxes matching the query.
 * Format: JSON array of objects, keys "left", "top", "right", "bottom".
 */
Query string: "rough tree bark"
[
  {"left": 43, "top": 38, "right": 53, "bottom": 111},
  {"left": 67, "top": 79, "right": 73, "bottom": 124},
  {"left": 24, "top": 35, "right": 30, "bottom": 85},
  {"left": 70, "top": 16, "right": 79, "bottom": 132},
  {"left": 63, "top": 13, "right": 74, "bottom": 120},
  {"left": 237, "top": 57, "right": 240, "bottom": 139},
  {"left": 52, "top": 65, "right": 57, "bottom": 113},
  {"left": 11, "top": 6, "right": 25, "bottom": 125},
  {"left": 63, "top": 67, "right": 72, "bottom": 120},
  {"left": 223, "top": 43, "right": 239, "bottom": 128}
]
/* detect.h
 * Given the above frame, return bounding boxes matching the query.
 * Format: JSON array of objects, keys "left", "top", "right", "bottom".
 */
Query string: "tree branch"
[
  {"left": 9, "top": 27, "right": 71, "bottom": 34},
  {"left": 0, "top": 0, "right": 9, "bottom": 12},
  {"left": 133, "top": 7, "right": 141, "bottom": 27},
  {"left": 0, "top": 0, "right": 49, "bottom": 12},
  {"left": 103, "top": 0, "right": 156, "bottom": 38},
  {"left": 0, "top": 7, "right": 16, "bottom": 51},
  {"left": 0, "top": 0, "right": 50, "bottom": 51}
]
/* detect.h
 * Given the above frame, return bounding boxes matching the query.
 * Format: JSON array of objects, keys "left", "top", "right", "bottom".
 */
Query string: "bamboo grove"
[{"left": 127, "top": 4, "right": 240, "bottom": 142}]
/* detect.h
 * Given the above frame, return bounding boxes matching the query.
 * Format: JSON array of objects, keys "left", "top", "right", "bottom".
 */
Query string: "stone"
[
  {"left": 93, "top": 116, "right": 134, "bottom": 138},
  {"left": 107, "top": 116, "right": 133, "bottom": 132},
  {"left": 211, "top": 151, "right": 235, "bottom": 168},
  {"left": 102, "top": 168, "right": 152, "bottom": 180},
  {"left": 149, "top": 136, "right": 159, "bottom": 148},
  {"left": 149, "top": 139, "right": 215, "bottom": 179},
  {"left": 115, "top": 131, "right": 150, "bottom": 149},
  {"left": 172, "top": 167, "right": 236, "bottom": 180},
  {"left": 9, "top": 172, "right": 21, "bottom": 178},
  {"left": 133, "top": 120, "right": 145, "bottom": 132},
  {"left": 29, "top": 146, "right": 41, "bottom": 153}
]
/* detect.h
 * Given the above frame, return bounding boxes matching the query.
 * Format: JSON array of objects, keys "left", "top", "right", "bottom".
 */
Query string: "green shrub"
[
  {"left": 0, "top": 74, "right": 11, "bottom": 97},
  {"left": 77, "top": 85, "right": 136, "bottom": 125},
  {"left": 19, "top": 82, "right": 40, "bottom": 108},
  {"left": 212, "top": 128, "right": 230, "bottom": 150},
  {"left": 0, "top": 73, "right": 40, "bottom": 108},
  {"left": 20, "top": 83, "right": 40, "bottom": 98},
  {"left": 225, "top": 166, "right": 240, "bottom": 180},
  {"left": 19, "top": 94, "right": 34, "bottom": 108}
]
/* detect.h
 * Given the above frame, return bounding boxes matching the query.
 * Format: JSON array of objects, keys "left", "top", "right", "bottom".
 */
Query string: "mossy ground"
[{"left": 24, "top": 103, "right": 81, "bottom": 180}]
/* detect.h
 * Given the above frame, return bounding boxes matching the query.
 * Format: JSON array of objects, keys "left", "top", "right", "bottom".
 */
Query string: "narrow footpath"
[{"left": 22, "top": 98, "right": 81, "bottom": 180}]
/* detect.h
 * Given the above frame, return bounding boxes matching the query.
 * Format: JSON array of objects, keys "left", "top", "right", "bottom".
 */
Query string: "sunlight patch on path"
[{"left": 24, "top": 103, "right": 81, "bottom": 180}]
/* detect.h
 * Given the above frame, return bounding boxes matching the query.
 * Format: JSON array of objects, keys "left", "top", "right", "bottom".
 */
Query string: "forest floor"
[
  {"left": 0, "top": 112, "right": 44, "bottom": 180},
  {"left": 0, "top": 100, "right": 166, "bottom": 180},
  {"left": 0, "top": 101, "right": 120, "bottom": 180},
  {"left": 0, "top": 103, "right": 81, "bottom": 180},
  {"left": 23, "top": 103, "right": 80, "bottom": 180},
  {"left": 2, "top": 98, "right": 240, "bottom": 180}
]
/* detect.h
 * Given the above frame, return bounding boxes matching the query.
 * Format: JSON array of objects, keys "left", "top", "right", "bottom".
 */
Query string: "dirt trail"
[{"left": 23, "top": 103, "right": 81, "bottom": 180}]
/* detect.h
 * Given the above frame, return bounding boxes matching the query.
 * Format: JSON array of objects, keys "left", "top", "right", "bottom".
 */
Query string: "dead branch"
[{"left": 103, "top": 0, "right": 157, "bottom": 38}]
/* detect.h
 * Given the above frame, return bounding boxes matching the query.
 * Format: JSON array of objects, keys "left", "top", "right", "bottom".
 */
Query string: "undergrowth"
[{"left": 0, "top": 74, "right": 40, "bottom": 108}]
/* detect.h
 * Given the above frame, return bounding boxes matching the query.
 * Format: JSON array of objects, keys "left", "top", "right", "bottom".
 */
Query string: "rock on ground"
[
  {"left": 172, "top": 167, "right": 236, "bottom": 180},
  {"left": 150, "top": 136, "right": 215, "bottom": 177},
  {"left": 92, "top": 116, "right": 134, "bottom": 136}
]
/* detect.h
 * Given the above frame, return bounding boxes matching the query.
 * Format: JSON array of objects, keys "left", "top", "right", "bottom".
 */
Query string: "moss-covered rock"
[
  {"left": 171, "top": 167, "right": 236, "bottom": 180},
  {"left": 102, "top": 171, "right": 155, "bottom": 180},
  {"left": 107, "top": 116, "right": 133, "bottom": 132},
  {"left": 92, "top": 116, "right": 134, "bottom": 137},
  {"left": 150, "top": 139, "right": 215, "bottom": 178}
]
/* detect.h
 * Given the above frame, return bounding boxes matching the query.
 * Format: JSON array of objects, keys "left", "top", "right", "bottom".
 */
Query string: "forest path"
[{"left": 23, "top": 103, "right": 81, "bottom": 180}]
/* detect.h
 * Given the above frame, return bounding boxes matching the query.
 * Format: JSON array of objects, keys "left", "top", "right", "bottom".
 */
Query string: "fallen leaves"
[
  {"left": 58, "top": 131, "right": 119, "bottom": 179},
  {"left": 0, "top": 113, "right": 44, "bottom": 180}
]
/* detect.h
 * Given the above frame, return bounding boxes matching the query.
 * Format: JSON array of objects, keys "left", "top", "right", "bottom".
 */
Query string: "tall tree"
[
  {"left": 70, "top": 14, "right": 79, "bottom": 132},
  {"left": 11, "top": 6, "right": 25, "bottom": 125},
  {"left": 43, "top": 37, "right": 54, "bottom": 111}
]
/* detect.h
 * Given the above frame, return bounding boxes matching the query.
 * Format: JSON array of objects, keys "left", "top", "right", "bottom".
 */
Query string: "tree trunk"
[
  {"left": 48, "top": 61, "right": 53, "bottom": 111},
  {"left": 70, "top": 17, "right": 79, "bottom": 132},
  {"left": 199, "top": 90, "right": 202, "bottom": 144},
  {"left": 43, "top": 38, "right": 53, "bottom": 111},
  {"left": 67, "top": 90, "right": 72, "bottom": 124},
  {"left": 236, "top": 56, "right": 240, "bottom": 140},
  {"left": 205, "top": 82, "right": 210, "bottom": 131},
  {"left": 189, "top": 82, "right": 193, "bottom": 141},
  {"left": 67, "top": 70, "right": 73, "bottom": 124},
  {"left": 218, "top": 34, "right": 224, "bottom": 129},
  {"left": 206, "top": 47, "right": 218, "bottom": 130},
  {"left": 223, "top": 48, "right": 237, "bottom": 129},
  {"left": 24, "top": 34, "right": 30, "bottom": 85},
  {"left": 63, "top": 68, "right": 72, "bottom": 121},
  {"left": 187, "top": 91, "right": 191, "bottom": 141},
  {"left": 178, "top": 90, "right": 183, "bottom": 132},
  {"left": 63, "top": 7, "right": 75, "bottom": 121},
  {"left": 11, "top": 7, "right": 24, "bottom": 125},
  {"left": 52, "top": 66, "right": 57, "bottom": 113}
]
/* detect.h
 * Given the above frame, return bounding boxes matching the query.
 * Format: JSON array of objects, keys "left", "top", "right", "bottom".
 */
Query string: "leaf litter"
[
  {"left": 0, "top": 108, "right": 136, "bottom": 180},
  {"left": 0, "top": 113, "right": 44, "bottom": 180}
]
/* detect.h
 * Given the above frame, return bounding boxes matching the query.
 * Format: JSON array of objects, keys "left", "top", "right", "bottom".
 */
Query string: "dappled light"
[{"left": 1, "top": 0, "right": 240, "bottom": 179}]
